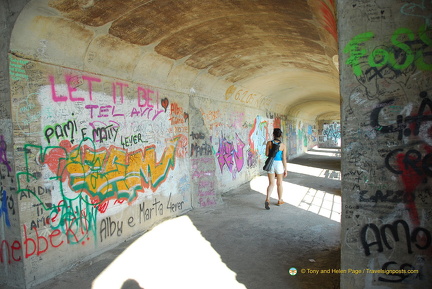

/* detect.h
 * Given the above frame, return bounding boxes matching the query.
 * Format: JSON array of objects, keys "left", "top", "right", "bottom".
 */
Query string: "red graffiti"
[
  {"left": 395, "top": 145, "right": 432, "bottom": 226},
  {"left": 0, "top": 225, "right": 64, "bottom": 264}
]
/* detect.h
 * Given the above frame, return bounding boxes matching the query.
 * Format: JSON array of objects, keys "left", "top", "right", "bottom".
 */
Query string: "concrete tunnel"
[{"left": 0, "top": 0, "right": 431, "bottom": 288}]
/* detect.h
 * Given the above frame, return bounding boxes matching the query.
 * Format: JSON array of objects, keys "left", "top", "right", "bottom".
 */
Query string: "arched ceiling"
[{"left": 13, "top": 0, "right": 340, "bottom": 120}]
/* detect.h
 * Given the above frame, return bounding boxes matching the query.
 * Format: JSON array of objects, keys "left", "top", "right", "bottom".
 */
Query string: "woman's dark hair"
[{"left": 273, "top": 128, "right": 282, "bottom": 138}]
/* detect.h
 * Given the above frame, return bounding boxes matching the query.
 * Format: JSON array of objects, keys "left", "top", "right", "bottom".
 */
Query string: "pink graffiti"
[
  {"left": 49, "top": 74, "right": 101, "bottom": 102},
  {"left": 49, "top": 75, "right": 163, "bottom": 112},
  {"left": 216, "top": 134, "right": 245, "bottom": 175}
]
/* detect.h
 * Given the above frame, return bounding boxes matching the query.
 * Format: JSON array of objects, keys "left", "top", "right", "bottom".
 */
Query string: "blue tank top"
[{"left": 272, "top": 140, "right": 283, "bottom": 161}]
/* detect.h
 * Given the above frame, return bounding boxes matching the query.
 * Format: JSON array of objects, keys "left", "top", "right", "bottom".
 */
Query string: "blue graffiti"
[{"left": 0, "top": 189, "right": 11, "bottom": 227}]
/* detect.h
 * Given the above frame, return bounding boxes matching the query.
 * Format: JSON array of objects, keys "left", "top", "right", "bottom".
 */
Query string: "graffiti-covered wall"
[
  {"left": 8, "top": 60, "right": 195, "bottom": 286},
  {"left": 1, "top": 57, "right": 307, "bottom": 287},
  {"left": 1, "top": 56, "right": 295, "bottom": 287},
  {"left": 286, "top": 118, "right": 318, "bottom": 158},
  {"left": 339, "top": 1, "right": 432, "bottom": 288},
  {"left": 318, "top": 120, "right": 341, "bottom": 148}
]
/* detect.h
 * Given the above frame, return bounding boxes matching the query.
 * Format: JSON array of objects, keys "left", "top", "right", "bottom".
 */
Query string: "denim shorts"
[{"left": 268, "top": 160, "right": 284, "bottom": 174}]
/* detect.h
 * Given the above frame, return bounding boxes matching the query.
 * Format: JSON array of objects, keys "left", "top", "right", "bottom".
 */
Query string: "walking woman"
[{"left": 265, "top": 128, "right": 287, "bottom": 210}]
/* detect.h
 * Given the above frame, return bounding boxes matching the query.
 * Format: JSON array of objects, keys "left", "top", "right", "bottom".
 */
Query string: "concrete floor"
[{"left": 31, "top": 148, "right": 342, "bottom": 289}]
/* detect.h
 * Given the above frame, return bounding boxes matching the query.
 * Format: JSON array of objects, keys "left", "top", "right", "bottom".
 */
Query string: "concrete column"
[
  {"left": 0, "top": 1, "right": 31, "bottom": 288},
  {"left": 338, "top": 1, "right": 432, "bottom": 288}
]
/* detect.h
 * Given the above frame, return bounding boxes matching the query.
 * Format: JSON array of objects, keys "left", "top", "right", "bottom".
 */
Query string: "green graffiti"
[
  {"left": 344, "top": 25, "right": 432, "bottom": 76},
  {"left": 344, "top": 32, "right": 375, "bottom": 76}
]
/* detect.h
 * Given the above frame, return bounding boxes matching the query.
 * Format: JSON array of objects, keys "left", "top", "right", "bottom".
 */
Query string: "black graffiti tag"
[
  {"left": 370, "top": 91, "right": 432, "bottom": 140},
  {"left": 360, "top": 220, "right": 431, "bottom": 257}
]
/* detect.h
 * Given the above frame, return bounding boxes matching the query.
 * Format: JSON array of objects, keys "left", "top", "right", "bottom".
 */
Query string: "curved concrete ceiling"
[{"left": 12, "top": 0, "right": 340, "bottom": 120}]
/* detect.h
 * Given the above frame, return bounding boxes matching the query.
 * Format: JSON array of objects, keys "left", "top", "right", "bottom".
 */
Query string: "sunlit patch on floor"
[{"left": 92, "top": 216, "right": 247, "bottom": 289}]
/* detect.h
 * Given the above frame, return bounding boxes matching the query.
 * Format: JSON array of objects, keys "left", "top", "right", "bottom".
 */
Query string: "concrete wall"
[
  {"left": 0, "top": 1, "right": 318, "bottom": 288},
  {"left": 339, "top": 1, "right": 432, "bottom": 288}
]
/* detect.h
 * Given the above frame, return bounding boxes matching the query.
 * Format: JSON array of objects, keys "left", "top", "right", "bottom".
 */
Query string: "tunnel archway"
[{"left": 2, "top": 1, "right": 341, "bottom": 288}]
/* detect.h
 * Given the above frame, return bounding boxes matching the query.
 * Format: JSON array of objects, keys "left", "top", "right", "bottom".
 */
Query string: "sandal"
[
  {"left": 265, "top": 201, "right": 270, "bottom": 210},
  {"left": 276, "top": 200, "right": 285, "bottom": 206}
]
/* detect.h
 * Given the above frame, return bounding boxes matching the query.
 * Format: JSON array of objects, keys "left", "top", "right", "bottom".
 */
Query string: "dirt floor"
[{"left": 29, "top": 148, "right": 342, "bottom": 289}]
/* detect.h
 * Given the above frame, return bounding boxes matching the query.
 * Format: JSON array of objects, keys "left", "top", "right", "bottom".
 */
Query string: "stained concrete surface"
[{"left": 29, "top": 148, "right": 341, "bottom": 289}]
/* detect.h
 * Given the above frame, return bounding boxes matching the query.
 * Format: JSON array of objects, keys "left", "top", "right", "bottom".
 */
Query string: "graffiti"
[
  {"left": 99, "top": 217, "right": 123, "bottom": 242},
  {"left": 14, "top": 93, "right": 42, "bottom": 136},
  {"left": 0, "top": 189, "right": 11, "bottom": 227},
  {"left": 384, "top": 145, "right": 432, "bottom": 225},
  {"left": 16, "top": 135, "right": 181, "bottom": 212},
  {"left": 287, "top": 123, "right": 298, "bottom": 156},
  {"left": 44, "top": 120, "right": 78, "bottom": 144},
  {"left": 137, "top": 194, "right": 184, "bottom": 224},
  {"left": 401, "top": 1, "right": 432, "bottom": 27},
  {"left": 47, "top": 197, "right": 98, "bottom": 245},
  {"left": 246, "top": 149, "right": 258, "bottom": 168},
  {"left": 9, "top": 55, "right": 29, "bottom": 81},
  {"left": 130, "top": 106, "right": 164, "bottom": 120},
  {"left": 0, "top": 135, "right": 11, "bottom": 172},
  {"left": 378, "top": 261, "right": 419, "bottom": 283},
  {"left": 190, "top": 141, "right": 212, "bottom": 157},
  {"left": 319, "top": 0, "right": 337, "bottom": 41},
  {"left": 322, "top": 122, "right": 341, "bottom": 144},
  {"left": 166, "top": 192, "right": 184, "bottom": 213},
  {"left": 169, "top": 102, "right": 188, "bottom": 125},
  {"left": 360, "top": 220, "right": 431, "bottom": 256},
  {"left": 359, "top": 189, "right": 415, "bottom": 203},
  {"left": 161, "top": 97, "right": 169, "bottom": 112},
  {"left": 344, "top": 25, "right": 432, "bottom": 77},
  {"left": 112, "top": 82, "right": 128, "bottom": 104},
  {"left": 190, "top": 131, "right": 212, "bottom": 157},
  {"left": 86, "top": 104, "right": 164, "bottom": 121},
  {"left": 139, "top": 198, "right": 164, "bottom": 223},
  {"left": 85, "top": 104, "right": 125, "bottom": 118},
  {"left": 191, "top": 158, "right": 217, "bottom": 207},
  {"left": 120, "top": 133, "right": 146, "bottom": 149},
  {"left": 216, "top": 134, "right": 245, "bottom": 177},
  {"left": 385, "top": 147, "right": 432, "bottom": 178},
  {"left": 370, "top": 91, "right": 432, "bottom": 143},
  {"left": 44, "top": 136, "right": 180, "bottom": 204},
  {"left": 88, "top": 121, "right": 119, "bottom": 144},
  {"left": 190, "top": 132, "right": 205, "bottom": 140},
  {"left": 48, "top": 75, "right": 166, "bottom": 121},
  {"left": 198, "top": 177, "right": 216, "bottom": 207},
  {"left": 248, "top": 116, "right": 268, "bottom": 159},
  {"left": 200, "top": 109, "right": 222, "bottom": 129},
  {"left": 0, "top": 224, "right": 64, "bottom": 264},
  {"left": 225, "top": 85, "right": 272, "bottom": 108},
  {"left": 19, "top": 185, "right": 51, "bottom": 200},
  {"left": 174, "top": 134, "right": 188, "bottom": 158},
  {"left": 49, "top": 74, "right": 101, "bottom": 102}
]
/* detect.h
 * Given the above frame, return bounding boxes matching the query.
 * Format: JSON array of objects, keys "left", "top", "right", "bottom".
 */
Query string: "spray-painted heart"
[{"left": 161, "top": 98, "right": 169, "bottom": 112}]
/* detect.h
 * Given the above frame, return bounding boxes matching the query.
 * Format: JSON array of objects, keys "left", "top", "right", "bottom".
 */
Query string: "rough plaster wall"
[{"left": 339, "top": 1, "right": 432, "bottom": 288}]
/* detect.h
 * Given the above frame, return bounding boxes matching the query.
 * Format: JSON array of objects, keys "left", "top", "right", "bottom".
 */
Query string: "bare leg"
[
  {"left": 265, "top": 173, "right": 275, "bottom": 209},
  {"left": 276, "top": 173, "right": 285, "bottom": 205}
]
